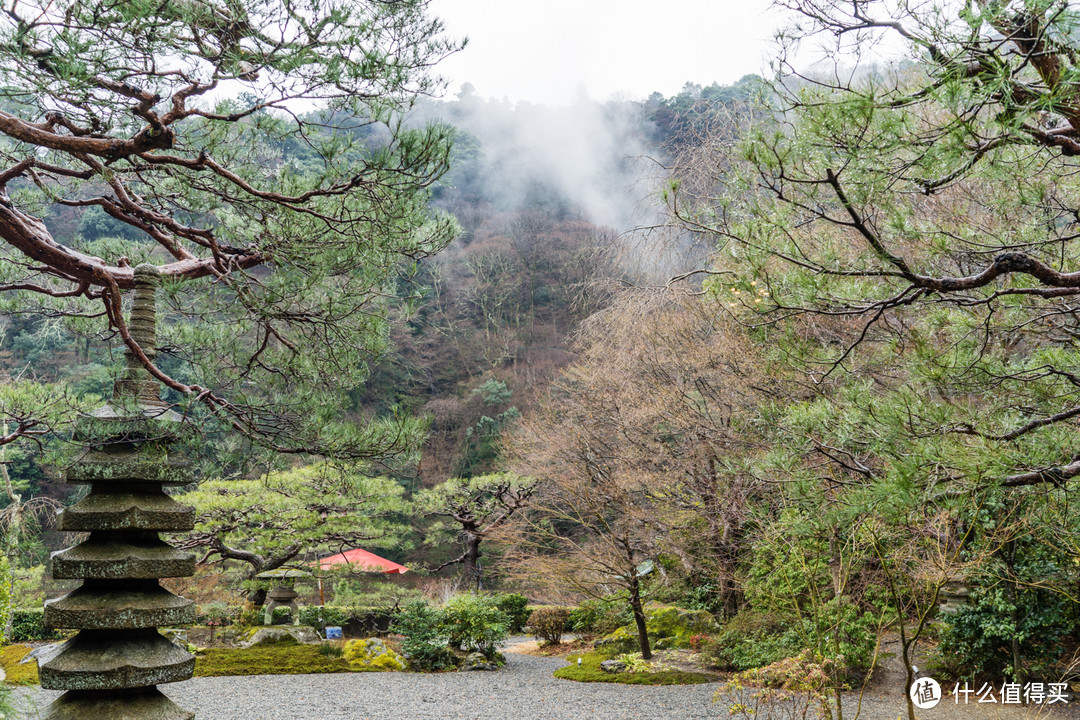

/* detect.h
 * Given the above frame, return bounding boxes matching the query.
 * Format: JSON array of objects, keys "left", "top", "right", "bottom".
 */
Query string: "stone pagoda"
[{"left": 38, "top": 264, "right": 197, "bottom": 720}]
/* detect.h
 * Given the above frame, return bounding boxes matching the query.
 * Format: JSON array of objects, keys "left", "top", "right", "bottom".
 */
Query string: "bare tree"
[{"left": 502, "top": 288, "right": 781, "bottom": 654}]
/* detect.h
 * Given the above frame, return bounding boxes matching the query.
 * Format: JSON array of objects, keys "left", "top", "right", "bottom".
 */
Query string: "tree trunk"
[
  {"left": 463, "top": 531, "right": 483, "bottom": 592},
  {"left": 903, "top": 643, "right": 916, "bottom": 720},
  {"left": 628, "top": 577, "right": 651, "bottom": 660},
  {"left": 248, "top": 585, "right": 267, "bottom": 608},
  {"left": 1005, "top": 540, "right": 1025, "bottom": 688}
]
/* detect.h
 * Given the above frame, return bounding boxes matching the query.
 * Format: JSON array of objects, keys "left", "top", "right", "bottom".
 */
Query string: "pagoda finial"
[{"left": 114, "top": 264, "right": 165, "bottom": 407}]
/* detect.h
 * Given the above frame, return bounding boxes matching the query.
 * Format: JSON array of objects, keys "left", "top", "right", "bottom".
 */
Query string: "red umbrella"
[{"left": 318, "top": 547, "right": 409, "bottom": 574}]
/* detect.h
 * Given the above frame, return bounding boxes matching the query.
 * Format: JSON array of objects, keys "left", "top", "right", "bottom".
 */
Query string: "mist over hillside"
[
  {"left": 410, "top": 76, "right": 760, "bottom": 286},
  {"left": 425, "top": 84, "right": 657, "bottom": 232},
  {"left": 342, "top": 79, "right": 760, "bottom": 488}
]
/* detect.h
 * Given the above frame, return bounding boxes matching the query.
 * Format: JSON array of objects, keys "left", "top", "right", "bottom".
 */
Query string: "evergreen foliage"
[
  {"left": 391, "top": 601, "right": 455, "bottom": 671},
  {"left": 177, "top": 462, "right": 410, "bottom": 603},
  {"left": 0, "top": 0, "right": 463, "bottom": 460}
]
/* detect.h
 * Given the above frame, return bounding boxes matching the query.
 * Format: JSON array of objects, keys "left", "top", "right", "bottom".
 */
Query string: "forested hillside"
[{"left": 0, "top": 79, "right": 754, "bottom": 568}]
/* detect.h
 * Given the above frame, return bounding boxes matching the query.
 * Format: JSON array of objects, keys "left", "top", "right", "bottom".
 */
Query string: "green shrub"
[
  {"left": 10, "top": 608, "right": 61, "bottom": 642},
  {"left": 679, "top": 581, "right": 727, "bottom": 615},
  {"left": 492, "top": 593, "right": 530, "bottom": 633},
  {"left": 236, "top": 607, "right": 262, "bottom": 627},
  {"left": 299, "top": 606, "right": 351, "bottom": 634},
  {"left": 528, "top": 607, "right": 570, "bottom": 645},
  {"left": 938, "top": 584, "right": 1070, "bottom": 681},
  {"left": 710, "top": 599, "right": 876, "bottom": 679},
  {"left": 800, "top": 597, "right": 877, "bottom": 679},
  {"left": 442, "top": 593, "right": 509, "bottom": 657},
  {"left": 392, "top": 601, "right": 455, "bottom": 671},
  {"left": 704, "top": 610, "right": 803, "bottom": 671},
  {"left": 567, "top": 601, "right": 601, "bottom": 633}
]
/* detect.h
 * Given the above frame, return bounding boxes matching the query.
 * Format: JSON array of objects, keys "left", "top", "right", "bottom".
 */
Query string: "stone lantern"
[
  {"left": 937, "top": 579, "right": 972, "bottom": 616},
  {"left": 255, "top": 569, "right": 312, "bottom": 625},
  {"left": 37, "top": 265, "right": 197, "bottom": 720}
]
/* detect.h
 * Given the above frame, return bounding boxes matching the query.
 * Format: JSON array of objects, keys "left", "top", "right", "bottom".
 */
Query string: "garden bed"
[{"left": 554, "top": 651, "right": 714, "bottom": 686}]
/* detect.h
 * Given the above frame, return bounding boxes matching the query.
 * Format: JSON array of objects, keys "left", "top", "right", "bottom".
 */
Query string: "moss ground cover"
[
  {"left": 194, "top": 644, "right": 383, "bottom": 677},
  {"left": 1, "top": 641, "right": 401, "bottom": 682},
  {"left": 1, "top": 645, "right": 39, "bottom": 685},
  {"left": 555, "top": 651, "right": 713, "bottom": 685}
]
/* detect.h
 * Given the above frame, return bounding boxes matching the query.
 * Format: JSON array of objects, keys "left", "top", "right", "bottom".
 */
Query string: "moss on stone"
[
  {"left": 342, "top": 638, "right": 405, "bottom": 671},
  {"left": 1, "top": 644, "right": 40, "bottom": 685},
  {"left": 595, "top": 604, "right": 720, "bottom": 653}
]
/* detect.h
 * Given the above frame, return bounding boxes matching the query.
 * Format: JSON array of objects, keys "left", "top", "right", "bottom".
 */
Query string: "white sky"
[{"left": 428, "top": 0, "right": 783, "bottom": 105}]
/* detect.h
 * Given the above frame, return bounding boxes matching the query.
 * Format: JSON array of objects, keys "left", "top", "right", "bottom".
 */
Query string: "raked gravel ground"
[
  {"left": 16, "top": 650, "right": 720, "bottom": 720},
  {"left": 14, "top": 639, "right": 1080, "bottom": 720}
]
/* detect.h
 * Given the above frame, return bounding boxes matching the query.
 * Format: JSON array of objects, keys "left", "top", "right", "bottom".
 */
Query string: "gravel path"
[
  {"left": 16, "top": 648, "right": 725, "bottom": 720},
  {"left": 13, "top": 642, "right": 1080, "bottom": 720}
]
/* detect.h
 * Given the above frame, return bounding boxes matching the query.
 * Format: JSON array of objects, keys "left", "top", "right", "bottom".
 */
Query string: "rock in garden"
[
  {"left": 461, "top": 652, "right": 499, "bottom": 671},
  {"left": 600, "top": 660, "right": 628, "bottom": 673},
  {"left": 241, "top": 626, "right": 321, "bottom": 648},
  {"left": 343, "top": 638, "right": 406, "bottom": 671},
  {"left": 19, "top": 645, "right": 58, "bottom": 665}
]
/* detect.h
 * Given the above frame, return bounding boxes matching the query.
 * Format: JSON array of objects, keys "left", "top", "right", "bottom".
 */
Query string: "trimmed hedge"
[
  {"left": 10, "top": 609, "right": 61, "bottom": 642},
  {"left": 298, "top": 606, "right": 395, "bottom": 637}
]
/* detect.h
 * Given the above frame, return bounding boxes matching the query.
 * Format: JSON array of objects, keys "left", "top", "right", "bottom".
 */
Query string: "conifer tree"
[{"left": 0, "top": 0, "right": 461, "bottom": 458}]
